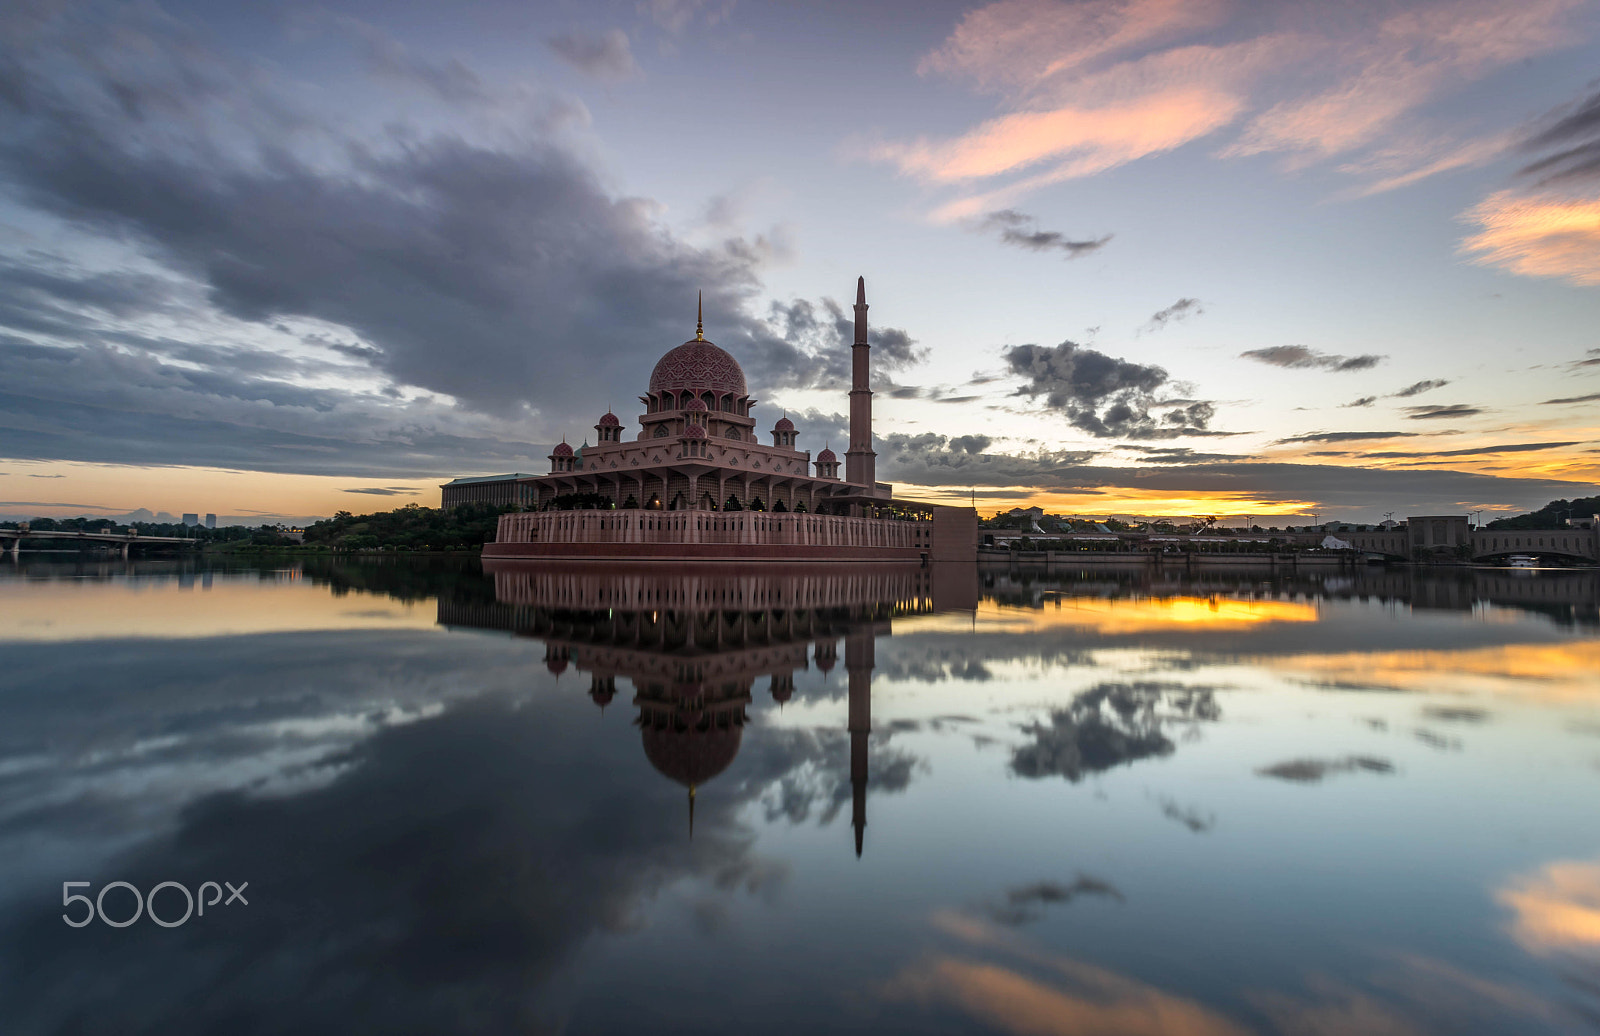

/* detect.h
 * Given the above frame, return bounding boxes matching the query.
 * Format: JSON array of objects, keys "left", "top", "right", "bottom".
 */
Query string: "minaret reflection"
[
  {"left": 446, "top": 562, "right": 979, "bottom": 855},
  {"left": 845, "top": 625, "right": 874, "bottom": 858}
]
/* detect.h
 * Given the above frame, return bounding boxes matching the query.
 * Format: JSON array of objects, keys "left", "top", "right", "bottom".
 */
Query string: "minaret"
[
  {"left": 845, "top": 626, "right": 873, "bottom": 858},
  {"left": 845, "top": 276, "right": 876, "bottom": 491}
]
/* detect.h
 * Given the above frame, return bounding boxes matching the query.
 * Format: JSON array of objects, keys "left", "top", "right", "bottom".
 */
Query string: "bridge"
[{"left": 0, "top": 528, "right": 198, "bottom": 558}]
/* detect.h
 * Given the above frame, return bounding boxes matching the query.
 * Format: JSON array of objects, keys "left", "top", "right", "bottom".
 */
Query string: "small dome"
[
  {"left": 649, "top": 339, "right": 747, "bottom": 396},
  {"left": 774, "top": 416, "right": 795, "bottom": 432},
  {"left": 597, "top": 412, "right": 621, "bottom": 427},
  {"left": 684, "top": 398, "right": 708, "bottom": 412},
  {"left": 816, "top": 448, "right": 837, "bottom": 462},
  {"left": 683, "top": 424, "right": 707, "bottom": 439},
  {"left": 551, "top": 441, "right": 574, "bottom": 457}
]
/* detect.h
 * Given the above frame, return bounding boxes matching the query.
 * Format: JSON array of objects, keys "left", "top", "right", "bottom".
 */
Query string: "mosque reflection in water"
[{"left": 439, "top": 563, "right": 979, "bottom": 855}]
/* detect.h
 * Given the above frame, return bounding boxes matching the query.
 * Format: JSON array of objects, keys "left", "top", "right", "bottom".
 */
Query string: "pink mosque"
[{"left": 448, "top": 278, "right": 976, "bottom": 562}]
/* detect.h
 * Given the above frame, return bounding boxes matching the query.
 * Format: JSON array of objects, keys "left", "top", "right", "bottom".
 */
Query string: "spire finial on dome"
[{"left": 696, "top": 290, "right": 704, "bottom": 341}]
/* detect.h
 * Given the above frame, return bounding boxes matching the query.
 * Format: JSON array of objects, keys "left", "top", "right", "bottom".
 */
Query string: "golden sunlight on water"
[
  {"left": 1267, "top": 642, "right": 1600, "bottom": 703},
  {"left": 0, "top": 573, "right": 438, "bottom": 641},
  {"left": 969, "top": 595, "right": 1320, "bottom": 634}
]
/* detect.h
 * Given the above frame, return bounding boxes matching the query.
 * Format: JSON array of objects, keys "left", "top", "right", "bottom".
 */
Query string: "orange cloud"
[
  {"left": 876, "top": 85, "right": 1244, "bottom": 185},
  {"left": 884, "top": 912, "right": 1251, "bottom": 1036},
  {"left": 882, "top": 0, "right": 1588, "bottom": 210},
  {"left": 1460, "top": 191, "right": 1600, "bottom": 286},
  {"left": 1233, "top": 0, "right": 1582, "bottom": 161},
  {"left": 1499, "top": 859, "right": 1600, "bottom": 957},
  {"left": 918, "top": 0, "right": 1233, "bottom": 94}
]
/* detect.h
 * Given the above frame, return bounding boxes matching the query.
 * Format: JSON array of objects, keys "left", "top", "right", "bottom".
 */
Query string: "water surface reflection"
[{"left": 0, "top": 558, "right": 1596, "bottom": 1034}]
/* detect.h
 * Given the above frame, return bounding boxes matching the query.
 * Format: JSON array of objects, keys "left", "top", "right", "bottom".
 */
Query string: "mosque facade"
[{"left": 447, "top": 278, "right": 976, "bottom": 562}]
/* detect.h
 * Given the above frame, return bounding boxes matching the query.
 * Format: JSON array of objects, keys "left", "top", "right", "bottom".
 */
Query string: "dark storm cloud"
[
  {"left": 1273, "top": 431, "right": 1421, "bottom": 444},
  {"left": 1010, "top": 682, "right": 1220, "bottom": 783},
  {"left": 546, "top": 29, "right": 641, "bottom": 82},
  {"left": 0, "top": 3, "right": 905, "bottom": 475},
  {"left": 1003, "top": 341, "right": 1216, "bottom": 439},
  {"left": 1256, "top": 756, "right": 1395, "bottom": 783},
  {"left": 1404, "top": 404, "right": 1485, "bottom": 420},
  {"left": 974, "top": 210, "right": 1111, "bottom": 258},
  {"left": 982, "top": 877, "right": 1124, "bottom": 926},
  {"left": 1393, "top": 379, "right": 1450, "bottom": 398},
  {"left": 1542, "top": 392, "right": 1600, "bottom": 405},
  {"left": 1518, "top": 85, "right": 1600, "bottom": 187},
  {"left": 1144, "top": 297, "right": 1202, "bottom": 332},
  {"left": 0, "top": 342, "right": 549, "bottom": 477},
  {"left": 1241, "top": 346, "right": 1384, "bottom": 372}
]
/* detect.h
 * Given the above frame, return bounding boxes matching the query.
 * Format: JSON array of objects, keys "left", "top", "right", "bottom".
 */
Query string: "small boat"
[{"left": 1507, "top": 555, "right": 1537, "bottom": 568}]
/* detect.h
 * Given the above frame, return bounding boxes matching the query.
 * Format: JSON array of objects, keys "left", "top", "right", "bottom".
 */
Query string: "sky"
[{"left": 1, "top": 0, "right": 1598, "bottom": 524}]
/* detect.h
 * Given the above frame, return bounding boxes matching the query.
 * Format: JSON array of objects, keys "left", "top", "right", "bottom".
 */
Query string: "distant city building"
[
  {"left": 182, "top": 513, "right": 199, "bottom": 527},
  {"left": 205, "top": 514, "right": 217, "bottom": 529}
]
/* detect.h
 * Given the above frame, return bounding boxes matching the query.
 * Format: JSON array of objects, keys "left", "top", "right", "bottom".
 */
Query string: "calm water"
[{"left": 1, "top": 556, "right": 1598, "bottom": 1034}]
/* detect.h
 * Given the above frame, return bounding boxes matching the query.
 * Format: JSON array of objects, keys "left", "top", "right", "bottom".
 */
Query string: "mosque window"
[
  {"left": 654, "top": 425, "right": 668, "bottom": 438},
  {"left": 726, "top": 428, "right": 740, "bottom": 439}
]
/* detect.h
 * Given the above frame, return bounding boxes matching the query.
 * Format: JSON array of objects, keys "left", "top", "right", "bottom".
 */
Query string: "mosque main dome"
[{"left": 648, "top": 339, "right": 747, "bottom": 397}]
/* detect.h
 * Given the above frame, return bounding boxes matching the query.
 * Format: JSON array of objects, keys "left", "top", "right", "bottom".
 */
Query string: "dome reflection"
[{"left": 443, "top": 562, "right": 980, "bottom": 853}]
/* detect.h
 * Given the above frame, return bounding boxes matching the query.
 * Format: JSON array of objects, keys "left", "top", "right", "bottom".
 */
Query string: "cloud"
[
  {"left": 1542, "top": 392, "right": 1600, "bottom": 405},
  {"left": 320, "top": 13, "right": 490, "bottom": 104},
  {"left": 877, "top": 435, "right": 1594, "bottom": 515},
  {"left": 973, "top": 210, "right": 1111, "bottom": 257},
  {"left": 1393, "top": 379, "right": 1450, "bottom": 398},
  {"left": 1403, "top": 404, "right": 1484, "bottom": 419},
  {"left": 1143, "top": 297, "right": 1201, "bottom": 332},
  {"left": 1519, "top": 85, "right": 1600, "bottom": 188},
  {"left": 877, "top": 0, "right": 1586, "bottom": 213},
  {"left": 1004, "top": 341, "right": 1216, "bottom": 438},
  {"left": 982, "top": 877, "right": 1124, "bottom": 926},
  {"left": 344, "top": 487, "right": 421, "bottom": 496},
  {"left": 638, "top": 0, "right": 734, "bottom": 34},
  {"left": 1460, "top": 190, "right": 1600, "bottom": 286},
  {"left": 0, "top": 4, "right": 903, "bottom": 477},
  {"left": 1010, "top": 681, "right": 1219, "bottom": 782},
  {"left": 1361, "top": 441, "right": 1578, "bottom": 460},
  {"left": 547, "top": 29, "right": 641, "bottom": 82},
  {"left": 1497, "top": 857, "right": 1600, "bottom": 957},
  {"left": 749, "top": 298, "right": 924, "bottom": 393},
  {"left": 1229, "top": 1, "right": 1582, "bottom": 163},
  {"left": 1240, "top": 345, "right": 1384, "bottom": 372},
  {"left": 1256, "top": 755, "right": 1395, "bottom": 783},
  {"left": 1342, "top": 396, "right": 1378, "bottom": 408},
  {"left": 1272, "top": 431, "right": 1420, "bottom": 444}
]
